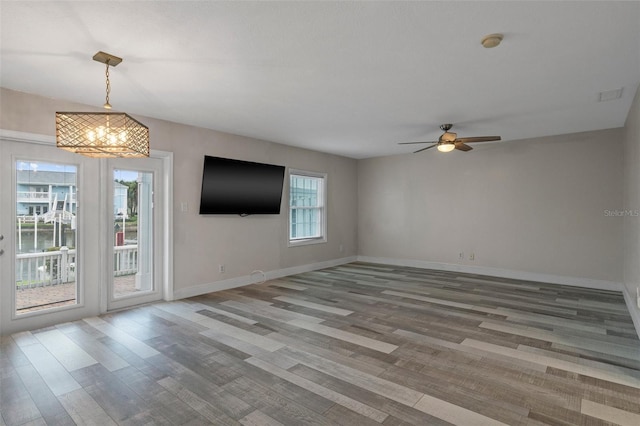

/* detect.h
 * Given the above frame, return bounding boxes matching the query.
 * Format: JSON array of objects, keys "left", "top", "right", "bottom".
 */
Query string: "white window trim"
[{"left": 288, "top": 168, "right": 327, "bottom": 247}]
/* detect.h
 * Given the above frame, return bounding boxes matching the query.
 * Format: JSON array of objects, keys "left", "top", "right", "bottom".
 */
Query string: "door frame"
[{"left": 0, "top": 129, "right": 173, "bottom": 335}]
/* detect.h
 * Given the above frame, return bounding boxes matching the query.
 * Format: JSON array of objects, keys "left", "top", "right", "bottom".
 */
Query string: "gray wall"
[
  {"left": 156, "top": 118, "right": 358, "bottom": 293},
  {"left": 623, "top": 86, "right": 640, "bottom": 325},
  {"left": 358, "top": 128, "right": 624, "bottom": 283},
  {"left": 0, "top": 88, "right": 358, "bottom": 296},
  {"left": 2, "top": 86, "right": 636, "bottom": 327}
]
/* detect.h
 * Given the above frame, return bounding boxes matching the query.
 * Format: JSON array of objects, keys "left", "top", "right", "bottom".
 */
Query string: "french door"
[
  {"left": 0, "top": 138, "right": 98, "bottom": 334},
  {"left": 0, "top": 134, "right": 169, "bottom": 335},
  {"left": 106, "top": 158, "right": 164, "bottom": 311}
]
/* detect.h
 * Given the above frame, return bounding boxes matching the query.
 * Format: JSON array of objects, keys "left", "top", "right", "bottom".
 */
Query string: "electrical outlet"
[
  {"left": 459, "top": 252, "right": 464, "bottom": 260},
  {"left": 180, "top": 202, "right": 188, "bottom": 212},
  {"left": 219, "top": 264, "right": 225, "bottom": 273},
  {"left": 469, "top": 253, "right": 475, "bottom": 261},
  {"left": 339, "top": 244, "right": 344, "bottom": 252}
]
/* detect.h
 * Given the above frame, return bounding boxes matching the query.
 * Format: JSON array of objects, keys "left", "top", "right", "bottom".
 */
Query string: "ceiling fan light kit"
[{"left": 437, "top": 143, "right": 456, "bottom": 153}]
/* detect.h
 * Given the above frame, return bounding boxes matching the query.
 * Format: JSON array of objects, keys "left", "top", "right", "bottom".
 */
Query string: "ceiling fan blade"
[
  {"left": 456, "top": 136, "right": 501, "bottom": 143},
  {"left": 455, "top": 142, "right": 473, "bottom": 152},
  {"left": 398, "top": 141, "right": 438, "bottom": 145},
  {"left": 413, "top": 144, "right": 437, "bottom": 153}
]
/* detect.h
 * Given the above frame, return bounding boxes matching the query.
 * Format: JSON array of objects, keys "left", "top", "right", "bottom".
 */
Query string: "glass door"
[
  {"left": 0, "top": 138, "right": 97, "bottom": 335},
  {"left": 107, "top": 158, "right": 163, "bottom": 310}
]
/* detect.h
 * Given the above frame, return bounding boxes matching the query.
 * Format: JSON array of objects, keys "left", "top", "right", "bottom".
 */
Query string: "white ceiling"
[{"left": 1, "top": 1, "right": 639, "bottom": 159}]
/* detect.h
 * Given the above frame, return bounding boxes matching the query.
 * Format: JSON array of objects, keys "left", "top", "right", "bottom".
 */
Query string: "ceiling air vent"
[{"left": 598, "top": 88, "right": 624, "bottom": 102}]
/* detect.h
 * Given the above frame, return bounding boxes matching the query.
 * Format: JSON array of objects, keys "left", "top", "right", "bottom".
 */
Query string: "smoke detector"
[{"left": 481, "top": 33, "right": 503, "bottom": 48}]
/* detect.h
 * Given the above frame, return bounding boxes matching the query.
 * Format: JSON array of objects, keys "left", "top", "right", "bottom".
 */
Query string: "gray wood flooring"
[{"left": 2, "top": 262, "right": 639, "bottom": 425}]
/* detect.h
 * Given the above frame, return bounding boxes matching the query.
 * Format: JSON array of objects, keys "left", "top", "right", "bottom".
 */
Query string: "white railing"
[
  {"left": 16, "top": 247, "right": 76, "bottom": 288},
  {"left": 17, "top": 192, "right": 76, "bottom": 204},
  {"left": 114, "top": 245, "right": 138, "bottom": 276},
  {"left": 17, "top": 215, "right": 38, "bottom": 223},
  {"left": 16, "top": 244, "right": 138, "bottom": 289},
  {"left": 17, "top": 191, "right": 51, "bottom": 202},
  {"left": 41, "top": 209, "right": 75, "bottom": 224}
]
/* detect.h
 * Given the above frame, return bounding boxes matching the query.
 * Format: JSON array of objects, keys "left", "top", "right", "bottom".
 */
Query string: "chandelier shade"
[
  {"left": 56, "top": 112, "right": 149, "bottom": 158},
  {"left": 55, "top": 51, "right": 149, "bottom": 158}
]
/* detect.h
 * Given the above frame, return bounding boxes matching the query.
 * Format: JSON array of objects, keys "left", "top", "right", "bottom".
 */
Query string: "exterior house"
[
  {"left": 16, "top": 170, "right": 77, "bottom": 217},
  {"left": 16, "top": 169, "right": 128, "bottom": 219}
]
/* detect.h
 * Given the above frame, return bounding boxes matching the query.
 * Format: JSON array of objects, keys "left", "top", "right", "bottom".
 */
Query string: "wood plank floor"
[{"left": 2, "top": 262, "right": 639, "bottom": 425}]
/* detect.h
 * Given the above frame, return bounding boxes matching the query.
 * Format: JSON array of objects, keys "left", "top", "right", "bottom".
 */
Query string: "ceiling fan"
[{"left": 399, "top": 124, "right": 501, "bottom": 153}]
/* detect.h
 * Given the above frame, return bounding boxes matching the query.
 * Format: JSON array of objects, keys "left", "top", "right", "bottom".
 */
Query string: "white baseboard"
[
  {"left": 356, "top": 256, "right": 623, "bottom": 291},
  {"left": 621, "top": 285, "right": 640, "bottom": 340},
  {"left": 172, "top": 256, "right": 357, "bottom": 300}
]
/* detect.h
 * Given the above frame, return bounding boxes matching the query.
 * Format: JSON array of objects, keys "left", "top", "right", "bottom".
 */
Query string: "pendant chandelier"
[{"left": 56, "top": 51, "right": 149, "bottom": 158}]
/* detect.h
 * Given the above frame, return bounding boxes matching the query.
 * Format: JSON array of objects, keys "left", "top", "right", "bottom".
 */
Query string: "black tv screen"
[{"left": 199, "top": 156, "right": 285, "bottom": 215}]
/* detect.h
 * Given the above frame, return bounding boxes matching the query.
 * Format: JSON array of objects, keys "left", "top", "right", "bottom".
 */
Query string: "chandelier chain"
[{"left": 105, "top": 61, "right": 111, "bottom": 107}]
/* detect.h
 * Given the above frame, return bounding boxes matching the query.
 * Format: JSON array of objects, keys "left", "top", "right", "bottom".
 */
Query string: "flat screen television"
[{"left": 199, "top": 155, "right": 285, "bottom": 215}]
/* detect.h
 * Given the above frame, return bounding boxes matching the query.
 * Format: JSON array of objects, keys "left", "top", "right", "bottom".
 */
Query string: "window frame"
[{"left": 288, "top": 169, "right": 327, "bottom": 247}]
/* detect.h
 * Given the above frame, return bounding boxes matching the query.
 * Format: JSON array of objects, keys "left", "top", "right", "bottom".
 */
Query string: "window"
[
  {"left": 289, "top": 170, "right": 327, "bottom": 246},
  {"left": 15, "top": 160, "right": 78, "bottom": 314}
]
